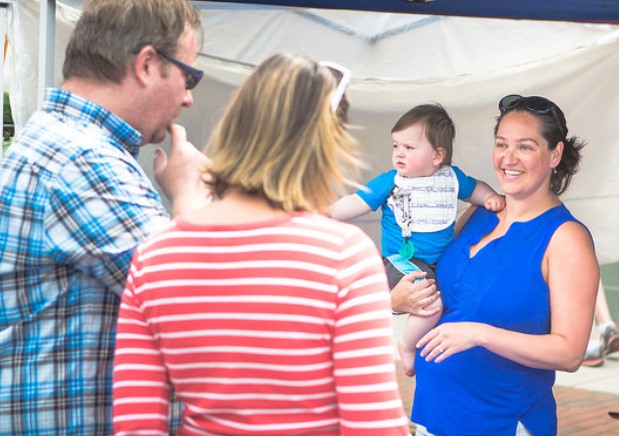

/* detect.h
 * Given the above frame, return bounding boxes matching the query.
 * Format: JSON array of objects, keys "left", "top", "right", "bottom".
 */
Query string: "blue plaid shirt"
[{"left": 0, "top": 88, "right": 170, "bottom": 435}]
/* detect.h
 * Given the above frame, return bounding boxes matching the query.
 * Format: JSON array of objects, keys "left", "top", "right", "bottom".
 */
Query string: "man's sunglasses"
[
  {"left": 319, "top": 61, "right": 351, "bottom": 113},
  {"left": 499, "top": 94, "right": 566, "bottom": 139},
  {"left": 156, "top": 50, "right": 204, "bottom": 90}
]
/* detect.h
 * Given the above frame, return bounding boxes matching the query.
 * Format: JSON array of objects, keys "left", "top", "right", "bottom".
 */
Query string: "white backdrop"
[{"left": 6, "top": 0, "right": 619, "bottom": 263}]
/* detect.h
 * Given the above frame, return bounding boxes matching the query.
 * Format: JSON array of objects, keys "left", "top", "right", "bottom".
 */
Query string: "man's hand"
[{"left": 153, "top": 124, "right": 211, "bottom": 216}]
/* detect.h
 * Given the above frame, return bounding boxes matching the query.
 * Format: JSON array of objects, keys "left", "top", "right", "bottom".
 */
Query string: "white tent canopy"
[{"left": 6, "top": 0, "right": 619, "bottom": 263}]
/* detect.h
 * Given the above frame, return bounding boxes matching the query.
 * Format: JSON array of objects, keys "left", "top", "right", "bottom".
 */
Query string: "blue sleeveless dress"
[{"left": 412, "top": 204, "right": 584, "bottom": 436}]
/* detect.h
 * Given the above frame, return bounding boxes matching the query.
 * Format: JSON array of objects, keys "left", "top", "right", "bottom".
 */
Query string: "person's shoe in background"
[
  {"left": 582, "top": 342, "right": 605, "bottom": 367},
  {"left": 602, "top": 323, "right": 619, "bottom": 356}
]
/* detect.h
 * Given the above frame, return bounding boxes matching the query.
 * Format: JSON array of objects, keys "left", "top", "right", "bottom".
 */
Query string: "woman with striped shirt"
[{"left": 112, "top": 51, "right": 410, "bottom": 436}]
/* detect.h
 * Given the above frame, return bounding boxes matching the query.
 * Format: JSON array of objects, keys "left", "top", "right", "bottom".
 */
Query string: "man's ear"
[
  {"left": 433, "top": 147, "right": 446, "bottom": 166},
  {"left": 132, "top": 45, "right": 159, "bottom": 87}
]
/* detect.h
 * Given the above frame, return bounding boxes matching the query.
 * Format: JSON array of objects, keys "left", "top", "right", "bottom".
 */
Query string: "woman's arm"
[
  {"left": 543, "top": 220, "right": 600, "bottom": 370},
  {"left": 333, "top": 231, "right": 410, "bottom": 435},
  {"left": 113, "top": 263, "right": 171, "bottom": 435},
  {"left": 418, "top": 220, "right": 599, "bottom": 372}
]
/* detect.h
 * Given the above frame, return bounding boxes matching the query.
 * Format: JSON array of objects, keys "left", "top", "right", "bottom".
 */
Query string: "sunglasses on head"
[
  {"left": 498, "top": 94, "right": 566, "bottom": 139},
  {"left": 319, "top": 61, "right": 351, "bottom": 113},
  {"left": 156, "top": 50, "right": 204, "bottom": 90}
]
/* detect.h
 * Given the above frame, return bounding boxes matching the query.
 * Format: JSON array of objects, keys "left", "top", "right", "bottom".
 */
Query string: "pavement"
[{"left": 391, "top": 315, "right": 619, "bottom": 436}]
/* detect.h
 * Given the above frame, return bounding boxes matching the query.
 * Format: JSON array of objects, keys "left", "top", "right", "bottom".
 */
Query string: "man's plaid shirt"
[{"left": 0, "top": 88, "right": 169, "bottom": 435}]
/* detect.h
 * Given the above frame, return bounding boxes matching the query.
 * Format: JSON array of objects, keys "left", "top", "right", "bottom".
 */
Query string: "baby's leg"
[{"left": 398, "top": 310, "right": 441, "bottom": 377}]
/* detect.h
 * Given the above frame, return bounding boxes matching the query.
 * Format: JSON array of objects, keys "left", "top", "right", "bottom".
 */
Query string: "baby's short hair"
[{"left": 392, "top": 103, "right": 455, "bottom": 165}]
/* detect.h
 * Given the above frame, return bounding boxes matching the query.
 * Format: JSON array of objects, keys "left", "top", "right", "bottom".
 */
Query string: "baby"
[{"left": 330, "top": 103, "right": 504, "bottom": 375}]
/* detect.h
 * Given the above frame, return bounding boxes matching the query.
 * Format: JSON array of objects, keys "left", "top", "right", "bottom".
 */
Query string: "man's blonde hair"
[
  {"left": 63, "top": 0, "right": 202, "bottom": 83},
  {"left": 205, "top": 52, "right": 362, "bottom": 213}
]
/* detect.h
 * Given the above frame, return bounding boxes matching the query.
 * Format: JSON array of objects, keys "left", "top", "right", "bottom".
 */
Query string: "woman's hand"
[
  {"left": 391, "top": 271, "right": 440, "bottom": 316},
  {"left": 417, "top": 322, "right": 485, "bottom": 363}
]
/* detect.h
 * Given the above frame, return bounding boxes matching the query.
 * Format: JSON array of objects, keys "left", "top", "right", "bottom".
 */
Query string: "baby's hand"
[{"left": 484, "top": 193, "right": 505, "bottom": 212}]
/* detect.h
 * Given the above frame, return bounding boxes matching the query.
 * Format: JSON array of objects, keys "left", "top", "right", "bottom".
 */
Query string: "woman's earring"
[{"left": 553, "top": 167, "right": 558, "bottom": 174}]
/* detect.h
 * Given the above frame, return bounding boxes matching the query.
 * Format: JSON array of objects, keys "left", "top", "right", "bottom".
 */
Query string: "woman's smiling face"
[{"left": 493, "top": 111, "right": 562, "bottom": 200}]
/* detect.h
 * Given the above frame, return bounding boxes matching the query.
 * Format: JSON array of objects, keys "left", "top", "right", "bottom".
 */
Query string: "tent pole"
[
  {"left": 37, "top": 0, "right": 55, "bottom": 109},
  {"left": 1, "top": 2, "right": 7, "bottom": 157}
]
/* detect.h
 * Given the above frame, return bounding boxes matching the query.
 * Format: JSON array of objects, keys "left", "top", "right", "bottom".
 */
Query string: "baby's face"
[{"left": 391, "top": 124, "right": 443, "bottom": 178}]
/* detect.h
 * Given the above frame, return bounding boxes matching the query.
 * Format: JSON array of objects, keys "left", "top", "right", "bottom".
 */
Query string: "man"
[{"left": 0, "top": 0, "right": 208, "bottom": 434}]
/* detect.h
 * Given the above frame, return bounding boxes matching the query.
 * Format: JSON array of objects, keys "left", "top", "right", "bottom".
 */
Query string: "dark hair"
[
  {"left": 392, "top": 103, "right": 455, "bottom": 165},
  {"left": 494, "top": 99, "right": 586, "bottom": 196}
]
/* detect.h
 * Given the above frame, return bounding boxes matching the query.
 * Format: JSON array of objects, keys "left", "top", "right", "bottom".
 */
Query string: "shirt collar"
[{"left": 43, "top": 88, "right": 143, "bottom": 159}]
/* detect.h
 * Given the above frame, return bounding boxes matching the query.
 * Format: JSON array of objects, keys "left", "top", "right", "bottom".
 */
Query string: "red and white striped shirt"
[{"left": 112, "top": 213, "right": 409, "bottom": 436}]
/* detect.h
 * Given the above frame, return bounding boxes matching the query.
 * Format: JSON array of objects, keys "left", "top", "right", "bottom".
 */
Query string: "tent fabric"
[{"left": 6, "top": 0, "right": 619, "bottom": 263}]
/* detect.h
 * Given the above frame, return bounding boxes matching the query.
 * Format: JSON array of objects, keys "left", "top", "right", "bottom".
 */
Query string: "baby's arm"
[
  {"left": 468, "top": 180, "right": 505, "bottom": 212},
  {"left": 328, "top": 193, "right": 371, "bottom": 220}
]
